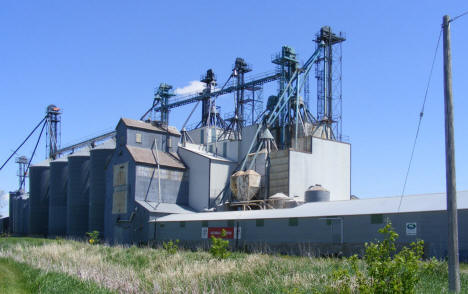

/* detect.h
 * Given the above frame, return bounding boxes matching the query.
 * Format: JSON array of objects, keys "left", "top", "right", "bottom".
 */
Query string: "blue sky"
[{"left": 1, "top": 1, "right": 467, "bottom": 216}]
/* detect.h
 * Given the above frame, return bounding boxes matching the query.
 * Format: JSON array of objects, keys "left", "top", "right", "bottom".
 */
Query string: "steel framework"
[
  {"left": 45, "top": 105, "right": 61, "bottom": 159},
  {"left": 314, "top": 26, "right": 345, "bottom": 140},
  {"left": 15, "top": 156, "right": 28, "bottom": 191}
]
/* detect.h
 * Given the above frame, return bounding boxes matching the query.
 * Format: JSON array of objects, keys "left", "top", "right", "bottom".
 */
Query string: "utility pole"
[{"left": 443, "top": 14, "right": 460, "bottom": 293}]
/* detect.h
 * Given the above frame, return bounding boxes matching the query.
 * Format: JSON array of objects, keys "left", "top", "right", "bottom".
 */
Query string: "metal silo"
[
  {"left": 29, "top": 159, "right": 51, "bottom": 236},
  {"left": 67, "top": 149, "right": 90, "bottom": 238},
  {"left": 15, "top": 193, "right": 30, "bottom": 235},
  {"left": 89, "top": 139, "right": 115, "bottom": 234},
  {"left": 48, "top": 156, "right": 68, "bottom": 236}
]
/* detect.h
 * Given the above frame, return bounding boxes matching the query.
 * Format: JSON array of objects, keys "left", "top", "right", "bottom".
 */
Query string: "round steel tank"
[
  {"left": 304, "top": 184, "right": 330, "bottom": 202},
  {"left": 89, "top": 139, "right": 115, "bottom": 233},
  {"left": 67, "top": 149, "right": 90, "bottom": 238},
  {"left": 48, "top": 156, "right": 68, "bottom": 236},
  {"left": 29, "top": 159, "right": 51, "bottom": 236}
]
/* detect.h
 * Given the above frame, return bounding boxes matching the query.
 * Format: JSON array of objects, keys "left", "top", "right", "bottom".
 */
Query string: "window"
[
  {"left": 202, "top": 221, "right": 208, "bottom": 227},
  {"left": 288, "top": 218, "right": 298, "bottom": 226},
  {"left": 135, "top": 133, "right": 142, "bottom": 144},
  {"left": 227, "top": 220, "right": 234, "bottom": 227},
  {"left": 179, "top": 222, "right": 185, "bottom": 228},
  {"left": 256, "top": 219, "right": 264, "bottom": 227},
  {"left": 160, "top": 223, "right": 165, "bottom": 228},
  {"left": 371, "top": 214, "right": 383, "bottom": 224}
]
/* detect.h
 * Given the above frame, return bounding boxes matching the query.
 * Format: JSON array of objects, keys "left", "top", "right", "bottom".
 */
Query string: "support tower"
[
  {"left": 46, "top": 105, "right": 61, "bottom": 159},
  {"left": 153, "top": 83, "right": 175, "bottom": 125},
  {"left": 314, "top": 26, "right": 345, "bottom": 140},
  {"left": 15, "top": 156, "right": 28, "bottom": 192}
]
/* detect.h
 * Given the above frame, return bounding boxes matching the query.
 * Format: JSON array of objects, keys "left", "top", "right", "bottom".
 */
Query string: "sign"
[
  {"left": 406, "top": 222, "right": 417, "bottom": 235},
  {"left": 201, "top": 227, "right": 242, "bottom": 239},
  {"left": 208, "top": 227, "right": 234, "bottom": 239}
]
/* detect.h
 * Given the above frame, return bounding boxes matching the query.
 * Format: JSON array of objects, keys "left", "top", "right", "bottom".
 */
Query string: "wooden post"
[{"left": 443, "top": 14, "right": 460, "bottom": 293}]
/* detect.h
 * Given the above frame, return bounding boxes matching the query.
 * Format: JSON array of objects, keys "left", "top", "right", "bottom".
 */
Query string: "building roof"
[
  {"left": 31, "top": 158, "right": 51, "bottom": 167},
  {"left": 119, "top": 118, "right": 181, "bottom": 136},
  {"left": 126, "top": 145, "right": 186, "bottom": 169},
  {"left": 52, "top": 156, "right": 68, "bottom": 163},
  {"left": 179, "top": 145, "right": 235, "bottom": 163},
  {"left": 68, "top": 147, "right": 91, "bottom": 157},
  {"left": 136, "top": 200, "right": 195, "bottom": 214},
  {"left": 93, "top": 138, "right": 116, "bottom": 150},
  {"left": 155, "top": 191, "right": 468, "bottom": 222}
]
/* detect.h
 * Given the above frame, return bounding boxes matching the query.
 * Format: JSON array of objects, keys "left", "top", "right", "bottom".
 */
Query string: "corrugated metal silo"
[
  {"left": 89, "top": 139, "right": 115, "bottom": 234},
  {"left": 67, "top": 149, "right": 90, "bottom": 238},
  {"left": 48, "top": 156, "right": 68, "bottom": 236},
  {"left": 14, "top": 193, "right": 30, "bottom": 235},
  {"left": 29, "top": 159, "right": 51, "bottom": 236}
]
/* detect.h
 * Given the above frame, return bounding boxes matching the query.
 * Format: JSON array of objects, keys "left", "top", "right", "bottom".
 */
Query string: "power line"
[
  {"left": 19, "top": 120, "right": 47, "bottom": 189},
  {"left": 398, "top": 28, "right": 442, "bottom": 211},
  {"left": 450, "top": 10, "right": 468, "bottom": 23},
  {"left": 0, "top": 116, "right": 46, "bottom": 171}
]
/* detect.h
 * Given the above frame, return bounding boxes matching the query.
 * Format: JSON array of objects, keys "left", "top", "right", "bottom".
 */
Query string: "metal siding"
[
  {"left": 134, "top": 165, "right": 188, "bottom": 205},
  {"left": 209, "top": 161, "right": 235, "bottom": 207},
  {"left": 67, "top": 155, "right": 90, "bottom": 238},
  {"left": 29, "top": 166, "right": 50, "bottom": 236},
  {"left": 178, "top": 148, "right": 210, "bottom": 211},
  {"left": 104, "top": 147, "right": 134, "bottom": 244},
  {"left": 289, "top": 139, "right": 351, "bottom": 200},
  {"left": 89, "top": 148, "right": 113, "bottom": 233},
  {"left": 126, "top": 128, "right": 178, "bottom": 151},
  {"left": 48, "top": 161, "right": 68, "bottom": 236},
  {"left": 155, "top": 209, "right": 468, "bottom": 259}
]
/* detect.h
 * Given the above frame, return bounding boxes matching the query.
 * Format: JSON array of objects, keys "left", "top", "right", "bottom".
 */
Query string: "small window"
[
  {"left": 159, "top": 223, "right": 165, "bottom": 228},
  {"left": 179, "top": 222, "right": 185, "bottom": 228},
  {"left": 227, "top": 220, "right": 234, "bottom": 227},
  {"left": 288, "top": 218, "right": 298, "bottom": 226},
  {"left": 202, "top": 221, "right": 208, "bottom": 227},
  {"left": 209, "top": 145, "right": 213, "bottom": 153},
  {"left": 135, "top": 133, "right": 142, "bottom": 144},
  {"left": 256, "top": 219, "right": 264, "bottom": 227},
  {"left": 371, "top": 214, "right": 383, "bottom": 224}
]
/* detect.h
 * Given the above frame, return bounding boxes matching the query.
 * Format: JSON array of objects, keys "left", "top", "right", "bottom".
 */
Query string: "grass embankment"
[
  {"left": 0, "top": 237, "right": 467, "bottom": 293},
  {"left": 0, "top": 253, "right": 111, "bottom": 294}
]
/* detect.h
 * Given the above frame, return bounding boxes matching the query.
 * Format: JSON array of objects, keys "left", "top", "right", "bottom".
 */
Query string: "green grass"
[
  {"left": 0, "top": 257, "right": 112, "bottom": 294},
  {"left": 0, "top": 236, "right": 468, "bottom": 293}
]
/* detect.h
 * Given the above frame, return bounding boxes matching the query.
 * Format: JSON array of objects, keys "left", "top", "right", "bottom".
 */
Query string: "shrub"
[
  {"left": 330, "top": 222, "right": 425, "bottom": 293},
  {"left": 210, "top": 229, "right": 230, "bottom": 259},
  {"left": 162, "top": 239, "right": 179, "bottom": 254},
  {"left": 86, "top": 230, "right": 100, "bottom": 245}
]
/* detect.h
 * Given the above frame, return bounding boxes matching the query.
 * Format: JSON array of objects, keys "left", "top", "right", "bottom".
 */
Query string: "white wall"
[
  {"left": 239, "top": 124, "right": 260, "bottom": 161},
  {"left": 289, "top": 137, "right": 351, "bottom": 201},
  {"left": 209, "top": 161, "right": 236, "bottom": 207},
  {"left": 178, "top": 148, "right": 210, "bottom": 211}
]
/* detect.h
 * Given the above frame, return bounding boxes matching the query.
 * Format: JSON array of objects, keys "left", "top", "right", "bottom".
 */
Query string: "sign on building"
[
  {"left": 201, "top": 227, "right": 241, "bottom": 239},
  {"left": 406, "top": 222, "right": 417, "bottom": 235}
]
